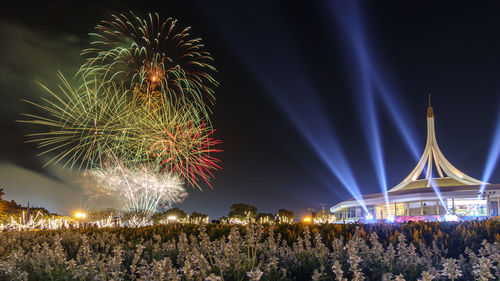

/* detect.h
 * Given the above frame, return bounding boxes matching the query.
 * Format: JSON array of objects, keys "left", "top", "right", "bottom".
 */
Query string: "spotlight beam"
[
  {"left": 330, "top": 0, "right": 390, "bottom": 213},
  {"left": 328, "top": 1, "right": 456, "bottom": 217},
  {"left": 479, "top": 107, "right": 500, "bottom": 196},
  {"left": 259, "top": 76, "right": 369, "bottom": 212},
  {"left": 203, "top": 3, "right": 370, "bottom": 211},
  {"left": 429, "top": 178, "right": 449, "bottom": 214},
  {"left": 374, "top": 77, "right": 422, "bottom": 160}
]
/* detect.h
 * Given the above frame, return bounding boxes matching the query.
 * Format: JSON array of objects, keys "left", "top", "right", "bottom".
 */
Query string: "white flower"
[{"left": 247, "top": 268, "right": 263, "bottom": 281}]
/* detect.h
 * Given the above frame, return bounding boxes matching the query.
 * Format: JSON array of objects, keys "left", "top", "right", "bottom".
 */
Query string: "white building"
[{"left": 330, "top": 98, "right": 500, "bottom": 222}]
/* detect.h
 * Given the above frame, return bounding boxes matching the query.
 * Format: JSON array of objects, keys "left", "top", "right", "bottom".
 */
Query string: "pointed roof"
[{"left": 389, "top": 95, "right": 485, "bottom": 192}]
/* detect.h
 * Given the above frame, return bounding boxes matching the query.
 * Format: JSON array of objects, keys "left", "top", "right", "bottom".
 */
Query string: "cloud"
[
  {"left": 0, "top": 20, "right": 84, "bottom": 118},
  {"left": 0, "top": 20, "right": 86, "bottom": 178},
  {"left": 0, "top": 161, "right": 116, "bottom": 215}
]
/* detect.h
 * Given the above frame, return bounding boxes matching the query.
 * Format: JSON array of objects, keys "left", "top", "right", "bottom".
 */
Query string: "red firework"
[{"left": 149, "top": 122, "right": 222, "bottom": 189}]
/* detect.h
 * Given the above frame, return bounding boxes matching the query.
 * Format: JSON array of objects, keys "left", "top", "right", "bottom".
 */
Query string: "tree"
[
  {"left": 191, "top": 211, "right": 208, "bottom": 219},
  {"left": 228, "top": 203, "right": 257, "bottom": 220},
  {"left": 190, "top": 211, "right": 209, "bottom": 223},
  {"left": 87, "top": 208, "right": 118, "bottom": 221},
  {"left": 276, "top": 209, "right": 294, "bottom": 223},
  {"left": 151, "top": 208, "right": 188, "bottom": 224}
]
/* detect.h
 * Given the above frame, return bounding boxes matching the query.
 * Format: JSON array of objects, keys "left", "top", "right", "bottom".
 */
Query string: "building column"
[
  {"left": 394, "top": 203, "right": 397, "bottom": 216},
  {"left": 406, "top": 202, "right": 409, "bottom": 216},
  {"left": 452, "top": 198, "right": 455, "bottom": 214},
  {"left": 486, "top": 195, "right": 490, "bottom": 217},
  {"left": 421, "top": 200, "right": 424, "bottom": 215},
  {"left": 436, "top": 199, "right": 439, "bottom": 215}
]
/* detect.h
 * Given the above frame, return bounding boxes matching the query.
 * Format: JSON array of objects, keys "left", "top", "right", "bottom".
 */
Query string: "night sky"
[{"left": 1, "top": 1, "right": 500, "bottom": 219}]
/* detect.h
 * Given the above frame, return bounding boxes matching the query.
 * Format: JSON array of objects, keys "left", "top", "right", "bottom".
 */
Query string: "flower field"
[{"left": 1, "top": 220, "right": 500, "bottom": 280}]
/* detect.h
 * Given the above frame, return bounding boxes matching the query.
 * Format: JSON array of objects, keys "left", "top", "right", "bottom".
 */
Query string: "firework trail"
[
  {"left": 79, "top": 12, "right": 218, "bottom": 117},
  {"left": 86, "top": 161, "right": 187, "bottom": 216},
  {"left": 148, "top": 117, "right": 222, "bottom": 189},
  {"left": 19, "top": 74, "right": 138, "bottom": 171}
]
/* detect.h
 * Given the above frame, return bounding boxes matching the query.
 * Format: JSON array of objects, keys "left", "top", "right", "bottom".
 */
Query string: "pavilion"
[{"left": 330, "top": 97, "right": 500, "bottom": 221}]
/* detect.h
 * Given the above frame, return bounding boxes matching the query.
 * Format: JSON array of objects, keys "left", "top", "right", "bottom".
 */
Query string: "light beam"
[
  {"left": 203, "top": 6, "right": 369, "bottom": 212},
  {"left": 479, "top": 106, "right": 500, "bottom": 196},
  {"left": 329, "top": 0, "right": 390, "bottom": 213}
]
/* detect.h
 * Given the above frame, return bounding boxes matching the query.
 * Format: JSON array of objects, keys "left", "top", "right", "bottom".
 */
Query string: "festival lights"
[
  {"left": 365, "top": 213, "right": 374, "bottom": 221},
  {"left": 444, "top": 213, "right": 459, "bottom": 222}
]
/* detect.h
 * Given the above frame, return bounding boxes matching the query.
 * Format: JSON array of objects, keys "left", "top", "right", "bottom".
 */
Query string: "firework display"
[
  {"left": 147, "top": 114, "right": 222, "bottom": 189},
  {"left": 21, "top": 13, "right": 221, "bottom": 215},
  {"left": 87, "top": 162, "right": 187, "bottom": 216},
  {"left": 79, "top": 12, "right": 217, "bottom": 116},
  {"left": 20, "top": 75, "right": 137, "bottom": 170}
]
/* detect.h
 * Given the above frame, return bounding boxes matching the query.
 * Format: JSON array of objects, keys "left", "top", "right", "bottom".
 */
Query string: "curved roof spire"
[
  {"left": 427, "top": 93, "right": 434, "bottom": 118},
  {"left": 390, "top": 95, "right": 485, "bottom": 191}
]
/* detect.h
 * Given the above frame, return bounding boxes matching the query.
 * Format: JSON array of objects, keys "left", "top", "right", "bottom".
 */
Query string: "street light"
[{"left": 74, "top": 211, "right": 87, "bottom": 219}]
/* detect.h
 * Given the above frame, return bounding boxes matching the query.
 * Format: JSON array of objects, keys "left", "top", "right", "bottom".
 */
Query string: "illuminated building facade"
[{"left": 330, "top": 98, "right": 500, "bottom": 221}]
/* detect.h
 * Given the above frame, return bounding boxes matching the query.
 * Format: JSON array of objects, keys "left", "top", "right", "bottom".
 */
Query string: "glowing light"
[
  {"left": 167, "top": 216, "right": 177, "bottom": 221},
  {"left": 1, "top": 211, "right": 73, "bottom": 231},
  {"left": 429, "top": 179, "right": 449, "bottom": 214},
  {"left": 74, "top": 211, "right": 87, "bottom": 219},
  {"left": 313, "top": 213, "right": 336, "bottom": 224},
  {"left": 303, "top": 217, "right": 312, "bottom": 223},
  {"left": 444, "top": 213, "right": 459, "bottom": 222},
  {"left": 386, "top": 215, "right": 395, "bottom": 223},
  {"left": 86, "top": 162, "right": 188, "bottom": 216},
  {"left": 365, "top": 214, "right": 373, "bottom": 221}
]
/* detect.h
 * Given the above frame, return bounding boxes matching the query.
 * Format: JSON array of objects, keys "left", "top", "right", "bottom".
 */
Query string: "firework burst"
[
  {"left": 80, "top": 12, "right": 217, "bottom": 115},
  {"left": 86, "top": 161, "right": 187, "bottom": 216},
  {"left": 19, "top": 74, "right": 138, "bottom": 170},
  {"left": 148, "top": 118, "right": 222, "bottom": 189}
]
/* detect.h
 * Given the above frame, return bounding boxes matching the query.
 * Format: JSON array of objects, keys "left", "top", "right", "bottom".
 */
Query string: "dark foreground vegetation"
[{"left": 1, "top": 220, "right": 499, "bottom": 280}]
